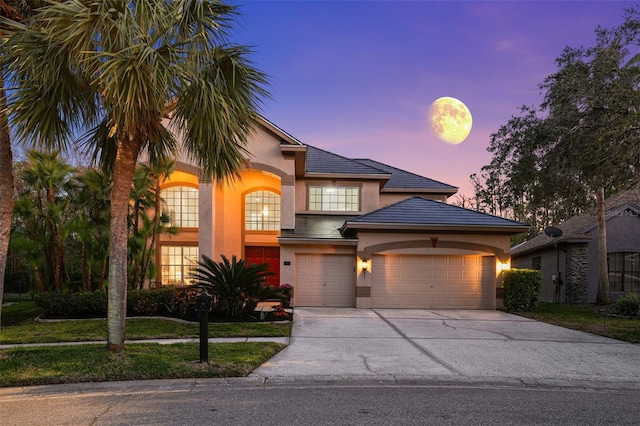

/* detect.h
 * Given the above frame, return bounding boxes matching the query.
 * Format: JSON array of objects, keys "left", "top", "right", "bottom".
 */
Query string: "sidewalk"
[{"left": 0, "top": 336, "right": 289, "bottom": 349}]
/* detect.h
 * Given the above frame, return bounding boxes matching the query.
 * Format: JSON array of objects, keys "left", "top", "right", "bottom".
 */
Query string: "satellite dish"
[{"left": 544, "top": 226, "right": 563, "bottom": 238}]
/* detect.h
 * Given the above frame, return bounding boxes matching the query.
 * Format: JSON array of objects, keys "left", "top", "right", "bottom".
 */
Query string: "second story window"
[
  {"left": 163, "top": 185, "right": 198, "bottom": 228},
  {"left": 245, "top": 190, "right": 280, "bottom": 231},
  {"left": 309, "top": 186, "right": 359, "bottom": 212}
]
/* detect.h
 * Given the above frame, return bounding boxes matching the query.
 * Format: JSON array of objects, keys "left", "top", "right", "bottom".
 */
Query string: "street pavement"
[{"left": 250, "top": 308, "right": 640, "bottom": 390}]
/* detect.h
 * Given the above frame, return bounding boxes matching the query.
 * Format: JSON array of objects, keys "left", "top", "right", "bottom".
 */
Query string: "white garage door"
[
  {"left": 372, "top": 255, "right": 495, "bottom": 309},
  {"left": 295, "top": 254, "right": 356, "bottom": 307}
]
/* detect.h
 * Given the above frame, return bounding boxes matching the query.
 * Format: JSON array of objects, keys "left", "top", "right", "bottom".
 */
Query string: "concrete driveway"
[{"left": 251, "top": 308, "right": 640, "bottom": 389}]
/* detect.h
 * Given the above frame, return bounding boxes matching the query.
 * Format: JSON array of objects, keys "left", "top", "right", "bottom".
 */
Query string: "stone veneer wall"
[{"left": 564, "top": 244, "right": 589, "bottom": 304}]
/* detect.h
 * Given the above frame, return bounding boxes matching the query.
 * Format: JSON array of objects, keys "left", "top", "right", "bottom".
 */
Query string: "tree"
[
  {"left": 18, "top": 150, "right": 74, "bottom": 292},
  {"left": 71, "top": 167, "right": 111, "bottom": 291},
  {"left": 127, "top": 162, "right": 177, "bottom": 290},
  {"left": 541, "top": 34, "right": 640, "bottom": 304},
  {"left": 2, "top": 1, "right": 269, "bottom": 349},
  {"left": 474, "top": 11, "right": 640, "bottom": 304},
  {"left": 0, "top": 0, "right": 42, "bottom": 332}
]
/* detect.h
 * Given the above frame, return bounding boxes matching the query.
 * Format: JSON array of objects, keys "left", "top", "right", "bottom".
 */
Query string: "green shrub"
[
  {"left": 613, "top": 293, "right": 640, "bottom": 318},
  {"left": 503, "top": 268, "right": 542, "bottom": 312},
  {"left": 190, "top": 254, "right": 283, "bottom": 317},
  {"left": 35, "top": 287, "right": 178, "bottom": 318},
  {"left": 35, "top": 291, "right": 108, "bottom": 318},
  {"left": 127, "top": 287, "right": 177, "bottom": 316}
]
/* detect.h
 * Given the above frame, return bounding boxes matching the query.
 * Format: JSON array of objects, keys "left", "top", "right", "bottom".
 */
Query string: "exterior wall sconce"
[{"left": 360, "top": 258, "right": 368, "bottom": 277}]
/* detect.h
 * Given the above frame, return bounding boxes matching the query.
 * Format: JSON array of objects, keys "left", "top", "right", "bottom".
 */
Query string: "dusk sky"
[{"left": 231, "top": 1, "right": 634, "bottom": 199}]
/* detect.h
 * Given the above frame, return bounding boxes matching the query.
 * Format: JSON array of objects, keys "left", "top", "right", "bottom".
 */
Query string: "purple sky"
[{"left": 231, "top": 1, "right": 633, "bottom": 199}]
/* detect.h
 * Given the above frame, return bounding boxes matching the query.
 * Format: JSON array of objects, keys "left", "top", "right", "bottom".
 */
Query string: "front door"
[{"left": 245, "top": 246, "right": 280, "bottom": 287}]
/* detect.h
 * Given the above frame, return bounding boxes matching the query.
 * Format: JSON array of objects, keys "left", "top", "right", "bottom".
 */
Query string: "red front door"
[{"left": 245, "top": 246, "right": 280, "bottom": 287}]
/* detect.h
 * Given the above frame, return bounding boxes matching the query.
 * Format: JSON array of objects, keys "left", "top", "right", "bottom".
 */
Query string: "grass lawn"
[
  {"left": 0, "top": 342, "right": 285, "bottom": 387},
  {"left": 516, "top": 302, "right": 640, "bottom": 343},
  {"left": 0, "top": 301, "right": 289, "bottom": 387},
  {"left": 0, "top": 302, "right": 291, "bottom": 344}
]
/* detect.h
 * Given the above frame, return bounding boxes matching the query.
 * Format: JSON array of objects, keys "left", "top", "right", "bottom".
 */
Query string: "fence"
[{"left": 3, "top": 255, "right": 34, "bottom": 302}]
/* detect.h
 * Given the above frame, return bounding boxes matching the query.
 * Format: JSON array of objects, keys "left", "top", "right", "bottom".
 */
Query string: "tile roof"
[
  {"left": 511, "top": 182, "right": 640, "bottom": 256},
  {"left": 279, "top": 215, "right": 359, "bottom": 241},
  {"left": 352, "top": 158, "right": 458, "bottom": 192},
  {"left": 342, "top": 196, "right": 529, "bottom": 231},
  {"left": 305, "top": 145, "right": 389, "bottom": 176}
]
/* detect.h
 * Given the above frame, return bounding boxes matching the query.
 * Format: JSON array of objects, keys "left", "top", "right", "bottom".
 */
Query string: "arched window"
[
  {"left": 163, "top": 186, "right": 198, "bottom": 228},
  {"left": 245, "top": 190, "right": 280, "bottom": 231}
]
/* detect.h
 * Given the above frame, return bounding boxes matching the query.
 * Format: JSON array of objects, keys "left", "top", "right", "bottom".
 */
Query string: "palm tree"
[
  {"left": 127, "top": 162, "right": 178, "bottom": 290},
  {"left": 19, "top": 150, "right": 74, "bottom": 292},
  {"left": 139, "top": 159, "right": 176, "bottom": 290},
  {"left": 1, "top": 1, "right": 268, "bottom": 349},
  {"left": 0, "top": 0, "right": 43, "bottom": 332},
  {"left": 72, "top": 167, "right": 111, "bottom": 290}
]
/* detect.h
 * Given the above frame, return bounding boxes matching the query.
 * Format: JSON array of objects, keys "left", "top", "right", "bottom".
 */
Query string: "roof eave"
[
  {"left": 304, "top": 172, "right": 392, "bottom": 180},
  {"left": 341, "top": 222, "right": 530, "bottom": 235},
  {"left": 380, "top": 187, "right": 458, "bottom": 195},
  {"left": 511, "top": 236, "right": 593, "bottom": 257},
  {"left": 257, "top": 116, "right": 304, "bottom": 146},
  {"left": 278, "top": 237, "right": 358, "bottom": 245}
]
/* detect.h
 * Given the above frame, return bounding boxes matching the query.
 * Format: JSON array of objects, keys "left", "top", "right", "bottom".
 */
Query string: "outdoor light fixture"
[{"left": 361, "top": 259, "right": 368, "bottom": 277}]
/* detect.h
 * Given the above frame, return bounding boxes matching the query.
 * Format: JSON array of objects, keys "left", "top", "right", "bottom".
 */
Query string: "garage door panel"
[
  {"left": 295, "top": 254, "right": 355, "bottom": 307},
  {"left": 372, "top": 255, "right": 495, "bottom": 309}
]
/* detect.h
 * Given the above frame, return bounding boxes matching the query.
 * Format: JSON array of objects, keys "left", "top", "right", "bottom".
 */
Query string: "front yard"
[
  {"left": 0, "top": 302, "right": 289, "bottom": 387},
  {"left": 515, "top": 302, "right": 640, "bottom": 343}
]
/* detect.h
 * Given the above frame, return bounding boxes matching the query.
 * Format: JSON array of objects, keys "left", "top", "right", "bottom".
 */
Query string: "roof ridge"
[
  {"left": 352, "top": 158, "right": 457, "bottom": 189},
  {"left": 305, "top": 144, "right": 390, "bottom": 175}
]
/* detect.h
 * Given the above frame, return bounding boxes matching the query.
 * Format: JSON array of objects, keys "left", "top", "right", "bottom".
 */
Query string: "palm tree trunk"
[
  {"left": 0, "top": 68, "right": 13, "bottom": 329},
  {"left": 107, "top": 136, "right": 142, "bottom": 350},
  {"left": 139, "top": 179, "right": 162, "bottom": 289},
  {"left": 81, "top": 244, "right": 88, "bottom": 291},
  {"left": 33, "top": 265, "right": 42, "bottom": 293},
  {"left": 595, "top": 186, "right": 611, "bottom": 304}
]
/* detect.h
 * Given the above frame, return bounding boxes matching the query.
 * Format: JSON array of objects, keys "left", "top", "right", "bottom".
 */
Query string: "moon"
[{"left": 428, "top": 97, "right": 472, "bottom": 144}]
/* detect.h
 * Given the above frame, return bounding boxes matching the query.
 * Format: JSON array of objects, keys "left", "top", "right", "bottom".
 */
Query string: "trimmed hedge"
[
  {"left": 503, "top": 268, "right": 542, "bottom": 312},
  {"left": 35, "top": 287, "right": 179, "bottom": 318},
  {"left": 127, "top": 287, "right": 178, "bottom": 316}
]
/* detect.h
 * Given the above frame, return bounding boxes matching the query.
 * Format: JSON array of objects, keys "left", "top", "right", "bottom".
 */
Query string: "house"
[
  {"left": 511, "top": 184, "right": 640, "bottom": 304},
  {"left": 156, "top": 117, "right": 529, "bottom": 309}
]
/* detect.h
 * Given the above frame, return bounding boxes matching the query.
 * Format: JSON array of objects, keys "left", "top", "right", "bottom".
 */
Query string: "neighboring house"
[
  {"left": 156, "top": 117, "right": 529, "bottom": 309},
  {"left": 511, "top": 185, "right": 640, "bottom": 304}
]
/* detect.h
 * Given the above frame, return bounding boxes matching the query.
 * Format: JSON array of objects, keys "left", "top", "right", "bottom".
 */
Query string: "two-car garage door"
[
  {"left": 371, "top": 255, "right": 495, "bottom": 309},
  {"left": 293, "top": 253, "right": 495, "bottom": 309}
]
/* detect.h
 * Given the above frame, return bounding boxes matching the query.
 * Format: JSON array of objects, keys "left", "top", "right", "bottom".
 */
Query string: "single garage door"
[
  {"left": 372, "top": 255, "right": 495, "bottom": 309},
  {"left": 295, "top": 254, "right": 356, "bottom": 307}
]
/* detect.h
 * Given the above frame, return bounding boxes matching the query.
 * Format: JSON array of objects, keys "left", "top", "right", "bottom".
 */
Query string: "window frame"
[
  {"left": 307, "top": 185, "right": 361, "bottom": 212},
  {"left": 608, "top": 251, "right": 640, "bottom": 292},
  {"left": 162, "top": 184, "right": 199, "bottom": 229},
  {"left": 159, "top": 244, "right": 199, "bottom": 286},
  {"left": 244, "top": 189, "right": 281, "bottom": 232}
]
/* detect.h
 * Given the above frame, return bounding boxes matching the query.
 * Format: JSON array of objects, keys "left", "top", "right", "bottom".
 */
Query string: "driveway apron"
[{"left": 250, "top": 308, "right": 640, "bottom": 388}]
